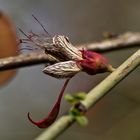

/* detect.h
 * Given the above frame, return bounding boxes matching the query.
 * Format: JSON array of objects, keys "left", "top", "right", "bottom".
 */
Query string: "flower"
[{"left": 19, "top": 23, "right": 114, "bottom": 128}]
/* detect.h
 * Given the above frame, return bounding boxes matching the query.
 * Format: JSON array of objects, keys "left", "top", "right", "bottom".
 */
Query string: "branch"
[
  {"left": 0, "top": 32, "right": 140, "bottom": 71},
  {"left": 35, "top": 49, "right": 140, "bottom": 140},
  {"left": 77, "top": 32, "right": 140, "bottom": 52},
  {"left": 0, "top": 52, "right": 58, "bottom": 71}
]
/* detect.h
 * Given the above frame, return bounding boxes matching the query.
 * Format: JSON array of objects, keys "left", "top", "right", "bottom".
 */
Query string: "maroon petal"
[
  {"left": 28, "top": 79, "right": 70, "bottom": 128},
  {"left": 77, "top": 50, "right": 109, "bottom": 75}
]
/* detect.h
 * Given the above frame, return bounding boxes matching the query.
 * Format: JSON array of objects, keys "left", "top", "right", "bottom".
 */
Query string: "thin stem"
[{"left": 35, "top": 49, "right": 140, "bottom": 140}]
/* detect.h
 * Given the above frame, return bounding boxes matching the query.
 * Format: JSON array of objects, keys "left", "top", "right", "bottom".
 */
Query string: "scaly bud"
[
  {"left": 43, "top": 61, "right": 81, "bottom": 78},
  {"left": 44, "top": 35, "right": 83, "bottom": 61}
]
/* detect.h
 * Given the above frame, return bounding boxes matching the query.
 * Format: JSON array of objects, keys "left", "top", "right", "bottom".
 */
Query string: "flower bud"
[{"left": 77, "top": 50, "right": 112, "bottom": 75}]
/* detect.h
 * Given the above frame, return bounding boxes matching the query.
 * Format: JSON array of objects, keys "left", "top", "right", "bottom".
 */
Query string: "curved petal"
[{"left": 28, "top": 79, "right": 70, "bottom": 128}]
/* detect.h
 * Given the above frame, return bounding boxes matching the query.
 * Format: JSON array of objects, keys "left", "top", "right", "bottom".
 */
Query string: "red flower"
[
  {"left": 27, "top": 50, "right": 111, "bottom": 129},
  {"left": 19, "top": 17, "right": 113, "bottom": 128}
]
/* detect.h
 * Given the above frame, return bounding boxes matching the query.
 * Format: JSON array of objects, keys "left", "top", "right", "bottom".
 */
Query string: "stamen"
[
  {"left": 18, "top": 27, "right": 35, "bottom": 45},
  {"left": 32, "top": 14, "right": 50, "bottom": 35}
]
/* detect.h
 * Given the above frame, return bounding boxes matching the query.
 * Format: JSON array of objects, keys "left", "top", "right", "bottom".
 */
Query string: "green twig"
[{"left": 35, "top": 49, "right": 140, "bottom": 140}]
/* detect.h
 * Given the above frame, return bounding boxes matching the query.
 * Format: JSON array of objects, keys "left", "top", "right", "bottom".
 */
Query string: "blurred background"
[{"left": 0, "top": 0, "right": 140, "bottom": 140}]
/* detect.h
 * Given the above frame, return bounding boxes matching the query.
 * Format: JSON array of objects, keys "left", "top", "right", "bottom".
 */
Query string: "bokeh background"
[{"left": 0, "top": 0, "right": 140, "bottom": 140}]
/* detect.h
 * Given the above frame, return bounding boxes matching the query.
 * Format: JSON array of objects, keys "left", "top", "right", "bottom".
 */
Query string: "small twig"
[
  {"left": 0, "top": 32, "right": 140, "bottom": 71},
  {"left": 35, "top": 49, "right": 140, "bottom": 140},
  {"left": 0, "top": 52, "right": 58, "bottom": 71},
  {"left": 77, "top": 32, "right": 140, "bottom": 52}
]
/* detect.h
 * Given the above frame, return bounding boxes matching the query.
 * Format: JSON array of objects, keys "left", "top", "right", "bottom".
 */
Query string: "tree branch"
[
  {"left": 0, "top": 52, "right": 58, "bottom": 71},
  {"left": 77, "top": 32, "right": 140, "bottom": 52},
  {"left": 35, "top": 49, "right": 140, "bottom": 140},
  {"left": 0, "top": 32, "right": 140, "bottom": 71}
]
